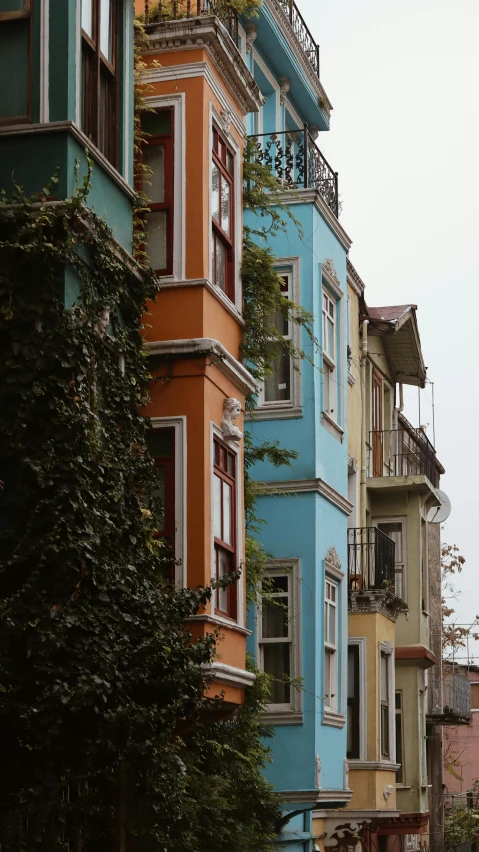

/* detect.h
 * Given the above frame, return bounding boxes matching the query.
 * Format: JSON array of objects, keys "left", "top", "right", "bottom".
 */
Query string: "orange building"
[{"left": 136, "top": 2, "right": 263, "bottom": 709}]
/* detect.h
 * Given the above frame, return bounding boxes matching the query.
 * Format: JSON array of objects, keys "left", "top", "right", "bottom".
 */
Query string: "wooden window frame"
[
  {"left": 0, "top": 0, "right": 31, "bottom": 126},
  {"left": 211, "top": 123, "right": 235, "bottom": 302},
  {"left": 347, "top": 643, "right": 360, "bottom": 759},
  {"left": 150, "top": 427, "right": 175, "bottom": 583},
  {"left": 213, "top": 437, "right": 237, "bottom": 621},
  {"left": 142, "top": 109, "right": 174, "bottom": 276},
  {"left": 81, "top": 0, "right": 118, "bottom": 167}
]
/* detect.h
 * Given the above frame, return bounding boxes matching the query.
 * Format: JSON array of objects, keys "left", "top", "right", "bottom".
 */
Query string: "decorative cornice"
[
  {"left": 347, "top": 258, "right": 366, "bottom": 297},
  {"left": 267, "top": 0, "right": 333, "bottom": 120},
  {"left": 0, "top": 120, "right": 135, "bottom": 200},
  {"left": 274, "top": 189, "right": 352, "bottom": 250},
  {"left": 278, "top": 789, "right": 353, "bottom": 805},
  {"left": 260, "top": 478, "right": 353, "bottom": 516},
  {"left": 143, "top": 17, "right": 264, "bottom": 115},
  {"left": 260, "top": 711, "right": 303, "bottom": 726},
  {"left": 145, "top": 337, "right": 256, "bottom": 395},
  {"left": 322, "top": 258, "right": 342, "bottom": 293},
  {"left": 325, "top": 546, "right": 342, "bottom": 573},
  {"left": 322, "top": 711, "right": 346, "bottom": 728},
  {"left": 202, "top": 662, "right": 256, "bottom": 689},
  {"left": 184, "top": 613, "right": 251, "bottom": 636},
  {"left": 349, "top": 589, "right": 406, "bottom": 622}
]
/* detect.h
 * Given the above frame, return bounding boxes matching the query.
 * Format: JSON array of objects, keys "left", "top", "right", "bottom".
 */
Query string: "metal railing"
[
  {"left": 142, "top": 0, "right": 239, "bottom": 46},
  {"left": 429, "top": 668, "right": 471, "bottom": 724},
  {"left": 277, "top": 0, "right": 320, "bottom": 77},
  {"left": 248, "top": 126, "right": 339, "bottom": 216},
  {"left": 369, "top": 426, "right": 440, "bottom": 488},
  {"left": 347, "top": 527, "right": 396, "bottom": 593}
]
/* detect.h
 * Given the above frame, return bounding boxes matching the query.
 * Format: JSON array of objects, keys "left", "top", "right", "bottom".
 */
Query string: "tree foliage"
[{"left": 442, "top": 542, "right": 479, "bottom": 660}]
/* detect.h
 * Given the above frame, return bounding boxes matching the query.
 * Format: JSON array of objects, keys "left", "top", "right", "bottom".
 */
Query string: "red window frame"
[
  {"left": 213, "top": 437, "right": 237, "bottom": 620},
  {"left": 150, "top": 428, "right": 175, "bottom": 583},
  {"left": 81, "top": 0, "right": 118, "bottom": 167},
  {"left": 211, "top": 124, "right": 235, "bottom": 301},
  {"left": 142, "top": 108, "right": 174, "bottom": 275}
]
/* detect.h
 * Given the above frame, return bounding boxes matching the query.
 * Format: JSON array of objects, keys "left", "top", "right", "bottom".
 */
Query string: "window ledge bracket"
[
  {"left": 321, "top": 411, "right": 344, "bottom": 442},
  {"left": 322, "top": 711, "right": 346, "bottom": 728}
]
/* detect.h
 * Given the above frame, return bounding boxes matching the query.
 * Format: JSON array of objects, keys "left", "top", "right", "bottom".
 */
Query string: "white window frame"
[
  {"left": 373, "top": 516, "right": 407, "bottom": 602},
  {"left": 257, "top": 559, "right": 302, "bottom": 723},
  {"left": 347, "top": 637, "right": 367, "bottom": 762},
  {"left": 210, "top": 423, "right": 245, "bottom": 628},
  {"left": 143, "top": 93, "right": 186, "bottom": 282},
  {"left": 379, "top": 641, "right": 395, "bottom": 763},
  {"left": 395, "top": 689, "right": 405, "bottom": 785},
  {"left": 324, "top": 577, "right": 339, "bottom": 714},
  {"left": 149, "top": 416, "right": 187, "bottom": 588},
  {"left": 322, "top": 287, "right": 338, "bottom": 422},
  {"left": 254, "top": 257, "right": 302, "bottom": 420}
]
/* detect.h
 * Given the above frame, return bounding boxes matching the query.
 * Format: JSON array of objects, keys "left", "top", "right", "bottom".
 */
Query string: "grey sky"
[{"left": 303, "top": 0, "right": 479, "bottom": 655}]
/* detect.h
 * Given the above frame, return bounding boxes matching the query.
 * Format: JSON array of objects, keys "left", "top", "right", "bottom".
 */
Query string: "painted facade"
[{"left": 241, "top": 2, "right": 353, "bottom": 848}]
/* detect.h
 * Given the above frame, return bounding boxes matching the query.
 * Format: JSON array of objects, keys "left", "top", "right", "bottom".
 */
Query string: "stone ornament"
[
  {"left": 325, "top": 546, "right": 342, "bottom": 571},
  {"left": 221, "top": 397, "right": 243, "bottom": 442},
  {"left": 279, "top": 77, "right": 290, "bottom": 104},
  {"left": 219, "top": 108, "right": 232, "bottom": 137},
  {"left": 383, "top": 784, "right": 394, "bottom": 801},
  {"left": 322, "top": 258, "right": 341, "bottom": 288},
  {"left": 245, "top": 23, "right": 257, "bottom": 53},
  {"left": 344, "top": 758, "right": 350, "bottom": 790},
  {"left": 316, "top": 753, "right": 322, "bottom": 789},
  {"left": 95, "top": 306, "right": 110, "bottom": 338}
]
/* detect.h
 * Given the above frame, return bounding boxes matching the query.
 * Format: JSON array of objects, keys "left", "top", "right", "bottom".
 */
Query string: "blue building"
[{"left": 240, "top": 2, "right": 354, "bottom": 848}]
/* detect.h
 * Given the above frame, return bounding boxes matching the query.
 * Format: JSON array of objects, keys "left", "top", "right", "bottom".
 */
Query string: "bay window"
[
  {"left": 211, "top": 124, "right": 235, "bottom": 300},
  {"left": 376, "top": 518, "right": 406, "bottom": 600},
  {"left": 324, "top": 578, "right": 339, "bottom": 712},
  {"left": 213, "top": 438, "right": 237, "bottom": 620},
  {"left": 142, "top": 108, "right": 174, "bottom": 275},
  {"left": 0, "top": 1, "right": 31, "bottom": 124},
  {"left": 81, "top": 0, "right": 118, "bottom": 166}
]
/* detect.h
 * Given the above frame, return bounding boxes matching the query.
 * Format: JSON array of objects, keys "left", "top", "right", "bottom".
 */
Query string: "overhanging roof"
[{"left": 363, "top": 304, "right": 427, "bottom": 389}]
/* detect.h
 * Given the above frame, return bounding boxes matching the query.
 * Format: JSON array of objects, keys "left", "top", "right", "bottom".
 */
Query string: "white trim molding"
[
  {"left": 259, "top": 478, "right": 353, "bottom": 516},
  {"left": 149, "top": 416, "right": 187, "bottom": 587},
  {"left": 39, "top": 0, "right": 49, "bottom": 123},
  {"left": 144, "top": 337, "right": 256, "bottom": 396},
  {"left": 144, "top": 93, "right": 186, "bottom": 280},
  {"left": 157, "top": 277, "right": 245, "bottom": 327},
  {"left": 349, "top": 761, "right": 401, "bottom": 772},
  {"left": 202, "top": 662, "right": 256, "bottom": 690},
  {"left": 348, "top": 637, "right": 367, "bottom": 761}
]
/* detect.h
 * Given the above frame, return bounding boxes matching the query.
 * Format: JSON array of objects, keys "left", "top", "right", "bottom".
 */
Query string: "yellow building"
[{"left": 343, "top": 260, "right": 445, "bottom": 852}]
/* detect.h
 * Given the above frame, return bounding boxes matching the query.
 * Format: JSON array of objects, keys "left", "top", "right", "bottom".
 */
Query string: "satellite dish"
[{"left": 427, "top": 490, "right": 452, "bottom": 524}]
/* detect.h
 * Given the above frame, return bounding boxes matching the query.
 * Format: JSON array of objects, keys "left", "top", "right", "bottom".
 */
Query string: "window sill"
[
  {"left": 322, "top": 710, "right": 346, "bottom": 728},
  {"left": 246, "top": 405, "right": 303, "bottom": 422},
  {"left": 321, "top": 411, "right": 344, "bottom": 442},
  {"left": 348, "top": 370, "right": 356, "bottom": 386},
  {"left": 323, "top": 352, "right": 335, "bottom": 369},
  {"left": 260, "top": 710, "right": 303, "bottom": 726}
]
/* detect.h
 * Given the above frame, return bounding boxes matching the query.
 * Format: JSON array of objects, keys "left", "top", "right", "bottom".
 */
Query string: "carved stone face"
[
  {"left": 95, "top": 307, "right": 110, "bottom": 338},
  {"left": 224, "top": 398, "right": 241, "bottom": 420}
]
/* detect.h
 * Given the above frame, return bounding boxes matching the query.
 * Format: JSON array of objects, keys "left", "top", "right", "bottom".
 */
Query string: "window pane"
[
  {"left": 223, "top": 482, "right": 232, "bottom": 545},
  {"left": 263, "top": 643, "right": 291, "bottom": 703},
  {"left": 396, "top": 707, "right": 403, "bottom": 782},
  {"left": 227, "top": 452, "right": 235, "bottom": 476},
  {"left": 143, "top": 144, "right": 165, "bottom": 204},
  {"left": 227, "top": 150, "right": 234, "bottom": 174},
  {"left": 381, "top": 703, "right": 390, "bottom": 754},
  {"left": 0, "top": 20, "right": 29, "bottom": 119},
  {"left": 212, "top": 474, "right": 221, "bottom": 540},
  {"left": 99, "top": 69, "right": 116, "bottom": 162},
  {"left": 328, "top": 603, "right": 336, "bottom": 645},
  {"left": 221, "top": 177, "right": 231, "bottom": 236},
  {"left": 262, "top": 599, "right": 288, "bottom": 639},
  {"left": 264, "top": 346, "right": 291, "bottom": 402},
  {"left": 81, "top": 0, "right": 93, "bottom": 36},
  {"left": 348, "top": 647, "right": 357, "bottom": 699},
  {"left": 142, "top": 108, "right": 172, "bottom": 136},
  {"left": 378, "top": 522, "right": 403, "bottom": 560},
  {"left": 153, "top": 466, "right": 166, "bottom": 533},
  {"left": 212, "top": 163, "right": 220, "bottom": 223},
  {"left": 270, "top": 576, "right": 288, "bottom": 594},
  {"left": 100, "top": 0, "right": 112, "bottom": 61},
  {"left": 327, "top": 317, "right": 334, "bottom": 358},
  {"left": 324, "top": 649, "right": 331, "bottom": 701},
  {"left": 145, "top": 211, "right": 167, "bottom": 271},
  {"left": 147, "top": 430, "right": 173, "bottom": 458},
  {"left": 217, "top": 548, "right": 229, "bottom": 613},
  {"left": 381, "top": 654, "right": 388, "bottom": 701},
  {"left": 214, "top": 234, "right": 227, "bottom": 292}
]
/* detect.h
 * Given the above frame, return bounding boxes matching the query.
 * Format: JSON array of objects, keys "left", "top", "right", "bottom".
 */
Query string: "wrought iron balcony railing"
[
  {"left": 369, "top": 426, "right": 440, "bottom": 488},
  {"left": 428, "top": 668, "right": 471, "bottom": 724},
  {"left": 249, "top": 126, "right": 339, "bottom": 217},
  {"left": 347, "top": 527, "right": 396, "bottom": 593},
  {"left": 276, "top": 0, "right": 320, "bottom": 77},
  {"left": 142, "top": 0, "right": 239, "bottom": 47}
]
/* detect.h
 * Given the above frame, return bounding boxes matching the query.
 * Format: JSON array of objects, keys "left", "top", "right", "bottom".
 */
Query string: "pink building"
[{"left": 443, "top": 665, "right": 479, "bottom": 794}]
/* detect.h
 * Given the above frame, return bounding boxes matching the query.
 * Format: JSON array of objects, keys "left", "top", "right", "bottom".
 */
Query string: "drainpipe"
[{"left": 360, "top": 320, "right": 369, "bottom": 529}]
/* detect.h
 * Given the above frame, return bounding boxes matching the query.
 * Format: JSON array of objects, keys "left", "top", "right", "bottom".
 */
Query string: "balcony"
[
  {"left": 369, "top": 423, "right": 440, "bottom": 488},
  {"left": 428, "top": 667, "right": 471, "bottom": 725},
  {"left": 141, "top": 0, "right": 239, "bottom": 46},
  {"left": 249, "top": 126, "right": 339, "bottom": 216},
  {"left": 276, "top": 0, "right": 320, "bottom": 78},
  {"left": 348, "top": 527, "right": 396, "bottom": 591}
]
